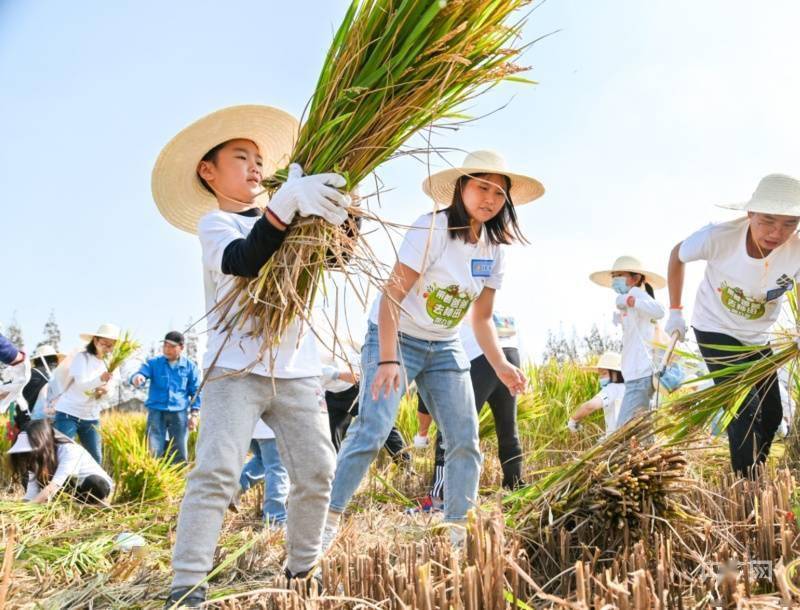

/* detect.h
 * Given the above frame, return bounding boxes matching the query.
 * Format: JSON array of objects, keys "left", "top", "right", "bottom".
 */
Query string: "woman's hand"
[
  {"left": 495, "top": 360, "right": 527, "bottom": 396},
  {"left": 100, "top": 371, "right": 112, "bottom": 383},
  {"left": 94, "top": 384, "right": 109, "bottom": 398},
  {"left": 626, "top": 295, "right": 636, "bottom": 308},
  {"left": 371, "top": 363, "right": 400, "bottom": 400},
  {"left": 340, "top": 370, "right": 360, "bottom": 385}
]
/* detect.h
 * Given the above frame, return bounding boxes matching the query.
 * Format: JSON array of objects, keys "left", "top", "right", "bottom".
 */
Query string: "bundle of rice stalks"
[
  {"left": 506, "top": 415, "right": 697, "bottom": 551},
  {"left": 101, "top": 412, "right": 186, "bottom": 502},
  {"left": 213, "top": 0, "right": 535, "bottom": 355}
]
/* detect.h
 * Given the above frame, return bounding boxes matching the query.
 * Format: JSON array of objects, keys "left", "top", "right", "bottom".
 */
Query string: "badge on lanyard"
[
  {"left": 766, "top": 275, "right": 794, "bottom": 302},
  {"left": 471, "top": 259, "right": 494, "bottom": 278}
]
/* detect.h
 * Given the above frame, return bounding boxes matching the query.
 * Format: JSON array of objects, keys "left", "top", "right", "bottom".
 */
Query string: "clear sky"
[{"left": 3, "top": 1, "right": 800, "bottom": 361}]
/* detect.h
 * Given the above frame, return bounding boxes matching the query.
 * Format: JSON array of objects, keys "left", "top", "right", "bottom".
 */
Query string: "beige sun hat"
[
  {"left": 584, "top": 351, "right": 622, "bottom": 373},
  {"left": 718, "top": 173, "right": 800, "bottom": 216},
  {"left": 589, "top": 255, "right": 666, "bottom": 290},
  {"left": 151, "top": 105, "right": 299, "bottom": 234},
  {"left": 422, "top": 150, "right": 545, "bottom": 206},
  {"left": 31, "top": 344, "right": 65, "bottom": 362},
  {"left": 79, "top": 323, "right": 121, "bottom": 343}
]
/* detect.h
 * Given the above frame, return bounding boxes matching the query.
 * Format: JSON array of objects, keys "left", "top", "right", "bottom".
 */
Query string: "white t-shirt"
[
  {"left": 369, "top": 212, "right": 506, "bottom": 341},
  {"left": 459, "top": 312, "right": 520, "bottom": 361},
  {"left": 55, "top": 352, "right": 118, "bottom": 420},
  {"left": 679, "top": 217, "right": 800, "bottom": 345},
  {"left": 198, "top": 211, "right": 321, "bottom": 378},
  {"left": 594, "top": 382, "right": 625, "bottom": 436},
  {"left": 615, "top": 287, "right": 665, "bottom": 381},
  {"left": 252, "top": 419, "right": 275, "bottom": 440},
  {"left": 24, "top": 441, "right": 113, "bottom": 501}
]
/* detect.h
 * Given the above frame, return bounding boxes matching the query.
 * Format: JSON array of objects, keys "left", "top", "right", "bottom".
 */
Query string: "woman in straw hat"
[
  {"left": 52, "top": 323, "right": 120, "bottom": 465},
  {"left": 8, "top": 419, "right": 113, "bottom": 505},
  {"left": 567, "top": 351, "right": 625, "bottom": 438},
  {"left": 151, "top": 105, "right": 351, "bottom": 606},
  {"left": 590, "top": 256, "right": 666, "bottom": 429},
  {"left": 666, "top": 173, "right": 800, "bottom": 476},
  {"left": 24, "top": 344, "right": 65, "bottom": 422},
  {"left": 324, "top": 150, "right": 543, "bottom": 548}
]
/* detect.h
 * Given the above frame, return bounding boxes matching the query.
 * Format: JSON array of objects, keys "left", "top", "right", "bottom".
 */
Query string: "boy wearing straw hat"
[
  {"left": 666, "top": 174, "right": 800, "bottom": 476},
  {"left": 152, "top": 105, "right": 350, "bottom": 607}
]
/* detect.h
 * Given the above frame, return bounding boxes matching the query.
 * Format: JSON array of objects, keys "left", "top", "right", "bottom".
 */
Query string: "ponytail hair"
[{"left": 633, "top": 273, "right": 655, "bottom": 299}]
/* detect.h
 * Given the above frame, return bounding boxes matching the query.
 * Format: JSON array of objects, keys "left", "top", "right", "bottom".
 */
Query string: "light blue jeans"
[
  {"left": 330, "top": 323, "right": 481, "bottom": 522},
  {"left": 147, "top": 408, "right": 190, "bottom": 463},
  {"left": 617, "top": 375, "right": 654, "bottom": 428},
  {"left": 239, "top": 438, "right": 289, "bottom": 524}
]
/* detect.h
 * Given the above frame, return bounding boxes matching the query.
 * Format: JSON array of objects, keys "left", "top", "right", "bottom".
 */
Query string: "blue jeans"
[
  {"left": 617, "top": 375, "right": 654, "bottom": 428},
  {"left": 54, "top": 411, "right": 102, "bottom": 464},
  {"left": 239, "top": 438, "right": 289, "bottom": 524},
  {"left": 147, "top": 409, "right": 190, "bottom": 463},
  {"left": 330, "top": 323, "right": 481, "bottom": 522}
]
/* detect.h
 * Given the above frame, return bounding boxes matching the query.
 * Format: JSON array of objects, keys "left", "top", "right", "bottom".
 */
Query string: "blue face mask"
[
  {"left": 599, "top": 377, "right": 610, "bottom": 388},
  {"left": 611, "top": 277, "right": 629, "bottom": 295}
]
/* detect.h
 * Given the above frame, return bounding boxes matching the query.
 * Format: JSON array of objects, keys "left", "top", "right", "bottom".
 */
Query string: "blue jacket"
[
  {"left": 0, "top": 333, "right": 19, "bottom": 365},
  {"left": 132, "top": 355, "right": 201, "bottom": 412}
]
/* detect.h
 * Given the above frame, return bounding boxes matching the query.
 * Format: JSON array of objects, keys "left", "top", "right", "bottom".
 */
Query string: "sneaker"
[
  {"left": 320, "top": 524, "right": 338, "bottom": 554},
  {"left": 284, "top": 566, "right": 323, "bottom": 594},
  {"left": 404, "top": 494, "right": 443, "bottom": 515},
  {"left": 164, "top": 586, "right": 206, "bottom": 609},
  {"left": 413, "top": 434, "right": 429, "bottom": 449},
  {"left": 449, "top": 523, "right": 467, "bottom": 550}
]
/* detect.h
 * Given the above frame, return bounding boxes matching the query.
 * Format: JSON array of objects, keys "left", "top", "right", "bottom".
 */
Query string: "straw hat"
[
  {"left": 718, "top": 173, "right": 800, "bottom": 216},
  {"left": 79, "top": 323, "right": 121, "bottom": 343},
  {"left": 584, "top": 351, "right": 622, "bottom": 373},
  {"left": 31, "top": 345, "right": 65, "bottom": 362},
  {"left": 589, "top": 255, "right": 666, "bottom": 290},
  {"left": 151, "top": 105, "right": 299, "bottom": 234},
  {"left": 422, "top": 150, "right": 545, "bottom": 206},
  {"left": 7, "top": 431, "right": 32, "bottom": 454}
]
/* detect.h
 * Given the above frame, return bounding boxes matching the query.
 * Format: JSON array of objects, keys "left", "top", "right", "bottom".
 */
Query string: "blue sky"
[{"left": 3, "top": 1, "right": 800, "bottom": 360}]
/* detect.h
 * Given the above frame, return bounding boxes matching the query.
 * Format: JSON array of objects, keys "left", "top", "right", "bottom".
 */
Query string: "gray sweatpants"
[{"left": 172, "top": 368, "right": 336, "bottom": 588}]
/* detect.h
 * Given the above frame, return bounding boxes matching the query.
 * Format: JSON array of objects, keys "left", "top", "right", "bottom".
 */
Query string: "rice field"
[{"left": 2, "top": 361, "right": 800, "bottom": 609}]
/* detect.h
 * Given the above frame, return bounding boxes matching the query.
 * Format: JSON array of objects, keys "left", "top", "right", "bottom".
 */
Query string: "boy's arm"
[{"left": 220, "top": 212, "right": 288, "bottom": 278}]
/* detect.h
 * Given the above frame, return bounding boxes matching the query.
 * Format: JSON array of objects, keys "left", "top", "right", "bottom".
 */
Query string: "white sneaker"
[
  {"left": 413, "top": 434, "right": 429, "bottom": 449},
  {"left": 448, "top": 523, "right": 466, "bottom": 550},
  {"left": 320, "top": 524, "right": 338, "bottom": 554}
]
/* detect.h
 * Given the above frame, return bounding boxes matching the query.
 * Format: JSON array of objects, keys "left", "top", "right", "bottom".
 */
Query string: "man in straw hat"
[
  {"left": 152, "top": 105, "right": 350, "bottom": 607},
  {"left": 666, "top": 173, "right": 800, "bottom": 476}
]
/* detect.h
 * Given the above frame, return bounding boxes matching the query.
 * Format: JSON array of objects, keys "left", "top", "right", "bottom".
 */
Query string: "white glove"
[
  {"left": 567, "top": 418, "right": 579, "bottom": 433},
  {"left": 132, "top": 374, "right": 146, "bottom": 387},
  {"left": 615, "top": 294, "right": 629, "bottom": 310},
  {"left": 612, "top": 311, "right": 622, "bottom": 326},
  {"left": 413, "top": 433, "right": 429, "bottom": 449},
  {"left": 268, "top": 163, "right": 350, "bottom": 226},
  {"left": 664, "top": 308, "right": 688, "bottom": 341}
]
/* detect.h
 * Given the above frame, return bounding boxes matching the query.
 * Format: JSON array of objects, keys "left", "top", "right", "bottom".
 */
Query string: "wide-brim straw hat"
[
  {"left": 7, "top": 432, "right": 32, "bottom": 454},
  {"left": 718, "top": 173, "right": 800, "bottom": 216},
  {"left": 151, "top": 105, "right": 300, "bottom": 234},
  {"left": 79, "top": 323, "right": 121, "bottom": 343},
  {"left": 589, "top": 255, "right": 666, "bottom": 290},
  {"left": 422, "top": 150, "right": 545, "bottom": 206},
  {"left": 583, "top": 351, "right": 622, "bottom": 373},
  {"left": 31, "top": 344, "right": 65, "bottom": 362}
]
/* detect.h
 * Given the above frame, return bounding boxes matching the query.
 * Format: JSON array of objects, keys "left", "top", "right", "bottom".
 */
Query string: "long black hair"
[
  {"left": 444, "top": 173, "right": 528, "bottom": 245},
  {"left": 10, "top": 420, "right": 72, "bottom": 490}
]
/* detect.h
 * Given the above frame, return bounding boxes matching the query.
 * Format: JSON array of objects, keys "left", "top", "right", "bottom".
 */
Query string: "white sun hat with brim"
[
  {"left": 79, "top": 323, "right": 121, "bottom": 343},
  {"left": 7, "top": 431, "right": 32, "bottom": 454},
  {"left": 717, "top": 173, "right": 800, "bottom": 217},
  {"left": 422, "top": 150, "right": 545, "bottom": 207},
  {"left": 589, "top": 255, "right": 666, "bottom": 290},
  {"left": 31, "top": 345, "right": 65, "bottom": 362},
  {"left": 151, "top": 105, "right": 300, "bottom": 235},
  {"left": 583, "top": 351, "right": 622, "bottom": 373}
]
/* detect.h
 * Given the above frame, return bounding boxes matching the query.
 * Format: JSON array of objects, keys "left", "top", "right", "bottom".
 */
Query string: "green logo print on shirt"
[
  {"left": 423, "top": 284, "right": 476, "bottom": 328},
  {"left": 719, "top": 282, "right": 766, "bottom": 320}
]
